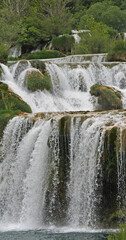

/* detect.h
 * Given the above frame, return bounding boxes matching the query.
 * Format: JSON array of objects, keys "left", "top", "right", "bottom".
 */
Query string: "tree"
[
  {"left": 73, "top": 16, "right": 110, "bottom": 54},
  {"left": 3, "top": 0, "right": 28, "bottom": 16},
  {"left": 102, "top": 6, "right": 126, "bottom": 32}
]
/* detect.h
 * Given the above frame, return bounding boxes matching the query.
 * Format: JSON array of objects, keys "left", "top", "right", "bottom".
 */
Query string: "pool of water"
[{"left": 0, "top": 229, "right": 108, "bottom": 240}]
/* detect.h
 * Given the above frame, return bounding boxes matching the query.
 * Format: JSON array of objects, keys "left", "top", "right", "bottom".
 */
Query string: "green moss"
[
  {"left": 0, "top": 110, "right": 20, "bottom": 139},
  {"left": 0, "top": 82, "right": 32, "bottom": 113},
  {"left": 90, "top": 84, "right": 122, "bottom": 110},
  {"left": 0, "top": 81, "right": 32, "bottom": 138},
  {"left": 26, "top": 71, "right": 52, "bottom": 91}
]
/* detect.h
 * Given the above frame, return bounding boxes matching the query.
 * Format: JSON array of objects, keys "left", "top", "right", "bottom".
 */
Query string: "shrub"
[
  {"left": 108, "top": 223, "right": 126, "bottom": 240},
  {"left": 26, "top": 50, "right": 65, "bottom": 60},
  {"left": 26, "top": 71, "right": 52, "bottom": 91},
  {"left": 52, "top": 35, "right": 75, "bottom": 53},
  {"left": 107, "top": 39, "right": 126, "bottom": 61}
]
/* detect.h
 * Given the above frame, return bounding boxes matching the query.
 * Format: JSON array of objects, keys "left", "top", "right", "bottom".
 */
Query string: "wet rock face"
[{"left": 90, "top": 84, "right": 122, "bottom": 110}]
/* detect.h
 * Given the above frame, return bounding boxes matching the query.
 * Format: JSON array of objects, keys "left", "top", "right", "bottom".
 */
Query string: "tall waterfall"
[
  {"left": 0, "top": 111, "right": 126, "bottom": 230},
  {"left": 0, "top": 55, "right": 126, "bottom": 230}
]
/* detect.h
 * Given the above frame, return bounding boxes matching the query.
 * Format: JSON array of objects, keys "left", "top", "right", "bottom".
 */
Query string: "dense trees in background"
[{"left": 0, "top": 0, "right": 125, "bottom": 55}]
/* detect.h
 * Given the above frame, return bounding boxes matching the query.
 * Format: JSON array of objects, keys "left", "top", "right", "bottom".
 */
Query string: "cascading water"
[
  {"left": 1, "top": 57, "right": 126, "bottom": 112},
  {"left": 0, "top": 55, "right": 126, "bottom": 231},
  {"left": 0, "top": 110, "right": 126, "bottom": 230}
]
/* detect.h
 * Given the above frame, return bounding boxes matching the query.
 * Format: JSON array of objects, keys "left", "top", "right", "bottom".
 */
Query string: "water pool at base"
[{"left": 0, "top": 229, "right": 108, "bottom": 240}]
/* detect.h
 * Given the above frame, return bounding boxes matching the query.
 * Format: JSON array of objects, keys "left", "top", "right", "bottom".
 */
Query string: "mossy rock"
[
  {"left": 0, "top": 82, "right": 32, "bottom": 113},
  {"left": 0, "top": 110, "right": 21, "bottom": 139},
  {"left": 0, "top": 82, "right": 32, "bottom": 138},
  {"left": 25, "top": 70, "right": 52, "bottom": 91},
  {"left": 90, "top": 84, "right": 122, "bottom": 110}
]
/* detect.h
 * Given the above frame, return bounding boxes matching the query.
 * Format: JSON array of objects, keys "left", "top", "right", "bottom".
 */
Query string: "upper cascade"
[{"left": 0, "top": 55, "right": 126, "bottom": 113}]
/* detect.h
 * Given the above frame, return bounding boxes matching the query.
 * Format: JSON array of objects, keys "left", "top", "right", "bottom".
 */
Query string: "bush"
[
  {"left": 52, "top": 35, "right": 75, "bottom": 53},
  {"left": 26, "top": 71, "right": 52, "bottom": 91},
  {"left": 26, "top": 50, "right": 65, "bottom": 60},
  {"left": 107, "top": 39, "right": 126, "bottom": 61},
  {"left": 108, "top": 223, "right": 126, "bottom": 240}
]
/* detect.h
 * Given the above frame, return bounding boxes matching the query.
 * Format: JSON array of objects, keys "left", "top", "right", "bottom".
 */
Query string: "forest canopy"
[{"left": 0, "top": 0, "right": 125, "bottom": 54}]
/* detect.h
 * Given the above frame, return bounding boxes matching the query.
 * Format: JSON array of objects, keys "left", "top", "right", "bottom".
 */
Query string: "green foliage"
[
  {"left": 26, "top": 50, "right": 65, "bottom": 60},
  {"left": 52, "top": 35, "right": 75, "bottom": 53},
  {"left": 73, "top": 16, "right": 109, "bottom": 54},
  {"left": 107, "top": 39, "right": 126, "bottom": 61},
  {"left": 102, "top": 6, "right": 126, "bottom": 32},
  {"left": 79, "top": 1, "right": 126, "bottom": 32},
  {"left": 0, "top": 43, "right": 10, "bottom": 64},
  {"left": 26, "top": 71, "right": 52, "bottom": 91},
  {"left": 108, "top": 223, "right": 126, "bottom": 240}
]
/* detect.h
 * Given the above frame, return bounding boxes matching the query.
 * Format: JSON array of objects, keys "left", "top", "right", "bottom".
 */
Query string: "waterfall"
[
  {"left": 1, "top": 59, "right": 126, "bottom": 112},
  {"left": 0, "top": 110, "right": 125, "bottom": 229},
  {"left": 1, "top": 58, "right": 126, "bottom": 113},
  {"left": 0, "top": 55, "right": 126, "bottom": 230}
]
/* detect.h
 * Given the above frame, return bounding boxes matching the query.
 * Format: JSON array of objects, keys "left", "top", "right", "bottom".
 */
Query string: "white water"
[
  {"left": 1, "top": 57, "right": 126, "bottom": 113},
  {"left": 0, "top": 111, "right": 126, "bottom": 230},
  {"left": 0, "top": 55, "right": 126, "bottom": 231}
]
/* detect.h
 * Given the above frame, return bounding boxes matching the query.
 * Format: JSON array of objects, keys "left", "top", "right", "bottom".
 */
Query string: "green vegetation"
[
  {"left": 107, "top": 39, "right": 126, "bottom": 61},
  {"left": 0, "top": 0, "right": 125, "bottom": 57},
  {"left": 0, "top": 82, "right": 32, "bottom": 112},
  {"left": 90, "top": 84, "right": 122, "bottom": 110},
  {"left": 108, "top": 223, "right": 126, "bottom": 240},
  {"left": 52, "top": 35, "right": 75, "bottom": 54},
  {"left": 26, "top": 50, "right": 65, "bottom": 60},
  {"left": 0, "top": 81, "right": 32, "bottom": 138},
  {"left": 0, "top": 43, "right": 10, "bottom": 63},
  {"left": 73, "top": 16, "right": 110, "bottom": 54},
  {"left": 26, "top": 71, "right": 52, "bottom": 91},
  {"left": 0, "top": 109, "right": 20, "bottom": 139}
]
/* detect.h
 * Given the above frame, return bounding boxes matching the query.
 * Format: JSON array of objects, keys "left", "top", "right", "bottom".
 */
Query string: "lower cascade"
[{"left": 0, "top": 111, "right": 126, "bottom": 230}]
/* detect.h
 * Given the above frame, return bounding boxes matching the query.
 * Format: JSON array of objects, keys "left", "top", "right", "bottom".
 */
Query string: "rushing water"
[
  {"left": 1, "top": 55, "right": 126, "bottom": 112},
  {"left": 0, "top": 55, "right": 126, "bottom": 238}
]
